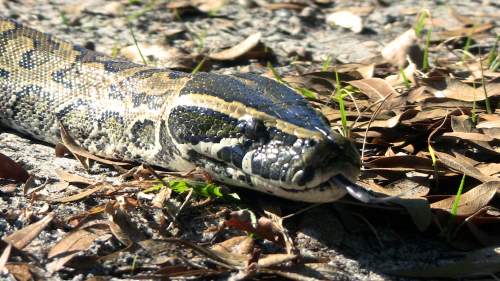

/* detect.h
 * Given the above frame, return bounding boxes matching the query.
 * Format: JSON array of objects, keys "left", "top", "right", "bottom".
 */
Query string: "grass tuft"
[{"left": 335, "top": 71, "right": 349, "bottom": 137}]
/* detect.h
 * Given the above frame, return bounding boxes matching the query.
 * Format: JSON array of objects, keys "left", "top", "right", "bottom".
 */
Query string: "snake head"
[{"left": 167, "top": 72, "right": 361, "bottom": 202}]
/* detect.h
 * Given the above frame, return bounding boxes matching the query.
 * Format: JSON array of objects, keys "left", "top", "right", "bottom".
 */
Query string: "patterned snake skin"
[{"left": 0, "top": 17, "right": 361, "bottom": 202}]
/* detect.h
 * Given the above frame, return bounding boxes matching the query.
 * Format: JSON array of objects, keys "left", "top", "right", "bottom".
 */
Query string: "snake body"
[{"left": 0, "top": 17, "right": 361, "bottom": 202}]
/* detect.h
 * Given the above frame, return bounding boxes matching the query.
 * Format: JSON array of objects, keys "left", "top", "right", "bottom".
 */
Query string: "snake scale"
[{"left": 0, "top": 17, "right": 363, "bottom": 203}]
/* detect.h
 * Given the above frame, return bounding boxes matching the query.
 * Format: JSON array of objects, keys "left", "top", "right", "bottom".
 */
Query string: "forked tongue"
[{"left": 329, "top": 174, "right": 402, "bottom": 204}]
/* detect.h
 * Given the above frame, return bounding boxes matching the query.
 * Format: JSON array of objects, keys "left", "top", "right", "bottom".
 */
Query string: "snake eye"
[{"left": 238, "top": 118, "right": 268, "bottom": 141}]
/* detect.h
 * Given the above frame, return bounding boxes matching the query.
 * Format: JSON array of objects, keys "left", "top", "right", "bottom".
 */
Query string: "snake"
[{"left": 0, "top": 17, "right": 368, "bottom": 203}]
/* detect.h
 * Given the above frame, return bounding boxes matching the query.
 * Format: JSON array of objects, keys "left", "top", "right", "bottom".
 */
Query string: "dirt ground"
[{"left": 0, "top": 0, "right": 499, "bottom": 280}]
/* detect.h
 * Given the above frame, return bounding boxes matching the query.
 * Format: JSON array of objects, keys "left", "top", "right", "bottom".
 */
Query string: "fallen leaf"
[
  {"left": 381, "top": 29, "right": 423, "bottom": 68},
  {"left": 429, "top": 78, "right": 500, "bottom": 102},
  {"left": 51, "top": 183, "right": 109, "bottom": 203},
  {"left": 431, "top": 181, "right": 499, "bottom": 216},
  {"left": 105, "top": 199, "right": 146, "bottom": 246},
  {"left": 55, "top": 169, "right": 96, "bottom": 185},
  {"left": 209, "top": 33, "right": 271, "bottom": 61},
  {"left": 47, "top": 224, "right": 110, "bottom": 272},
  {"left": 4, "top": 212, "right": 55, "bottom": 249},
  {"left": 435, "top": 152, "right": 498, "bottom": 182},
  {"left": 4, "top": 263, "right": 37, "bottom": 281},
  {"left": 349, "top": 77, "right": 398, "bottom": 100},
  {"left": 364, "top": 155, "right": 447, "bottom": 173},
  {"left": 389, "top": 245, "right": 500, "bottom": 278},
  {"left": 0, "top": 153, "right": 29, "bottom": 182},
  {"left": 442, "top": 132, "right": 493, "bottom": 142},
  {"left": 433, "top": 22, "right": 494, "bottom": 39},
  {"left": 0, "top": 243, "right": 11, "bottom": 274}
]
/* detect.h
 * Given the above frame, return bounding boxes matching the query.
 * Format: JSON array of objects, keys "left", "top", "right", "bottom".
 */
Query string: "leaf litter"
[{"left": 0, "top": 1, "right": 499, "bottom": 280}]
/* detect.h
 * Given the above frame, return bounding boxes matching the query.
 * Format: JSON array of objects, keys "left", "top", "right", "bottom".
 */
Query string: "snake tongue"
[{"left": 329, "top": 175, "right": 397, "bottom": 204}]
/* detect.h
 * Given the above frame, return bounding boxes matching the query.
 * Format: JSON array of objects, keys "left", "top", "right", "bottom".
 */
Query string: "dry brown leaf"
[
  {"left": 210, "top": 236, "right": 253, "bottom": 267},
  {"left": 433, "top": 22, "right": 494, "bottom": 39},
  {"left": 0, "top": 153, "right": 29, "bottom": 182},
  {"left": 47, "top": 224, "right": 110, "bottom": 272},
  {"left": 55, "top": 169, "right": 96, "bottom": 185},
  {"left": 152, "top": 186, "right": 172, "bottom": 208},
  {"left": 4, "top": 263, "right": 36, "bottom": 281},
  {"left": 0, "top": 243, "right": 11, "bottom": 274},
  {"left": 442, "top": 132, "right": 493, "bottom": 142},
  {"left": 209, "top": 33, "right": 270, "bottom": 61},
  {"left": 475, "top": 163, "right": 500, "bottom": 177},
  {"left": 381, "top": 28, "right": 422, "bottom": 68},
  {"left": 431, "top": 181, "right": 499, "bottom": 216},
  {"left": 358, "top": 180, "right": 432, "bottom": 231},
  {"left": 348, "top": 78, "right": 398, "bottom": 101},
  {"left": 50, "top": 183, "right": 109, "bottom": 203},
  {"left": 435, "top": 152, "right": 499, "bottom": 183},
  {"left": 105, "top": 200, "right": 146, "bottom": 246},
  {"left": 430, "top": 78, "right": 500, "bottom": 102},
  {"left": 4, "top": 212, "right": 55, "bottom": 249},
  {"left": 257, "top": 253, "right": 298, "bottom": 267},
  {"left": 364, "top": 155, "right": 446, "bottom": 173}
]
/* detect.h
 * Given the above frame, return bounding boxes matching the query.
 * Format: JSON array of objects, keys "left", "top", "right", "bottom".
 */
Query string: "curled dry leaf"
[
  {"left": 47, "top": 224, "right": 110, "bottom": 272},
  {"left": 381, "top": 28, "right": 422, "bottom": 68},
  {"left": 326, "top": 11, "right": 363, "bottom": 33},
  {"left": 431, "top": 181, "right": 499, "bottom": 216},
  {"left": 4, "top": 212, "right": 55, "bottom": 249},
  {"left": 0, "top": 153, "right": 29, "bottom": 182},
  {"left": 209, "top": 32, "right": 271, "bottom": 61}
]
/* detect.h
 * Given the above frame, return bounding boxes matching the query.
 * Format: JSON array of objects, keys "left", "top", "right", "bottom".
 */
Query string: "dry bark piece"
[
  {"left": 4, "top": 212, "right": 55, "bottom": 249},
  {"left": 0, "top": 153, "right": 29, "bottom": 182}
]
